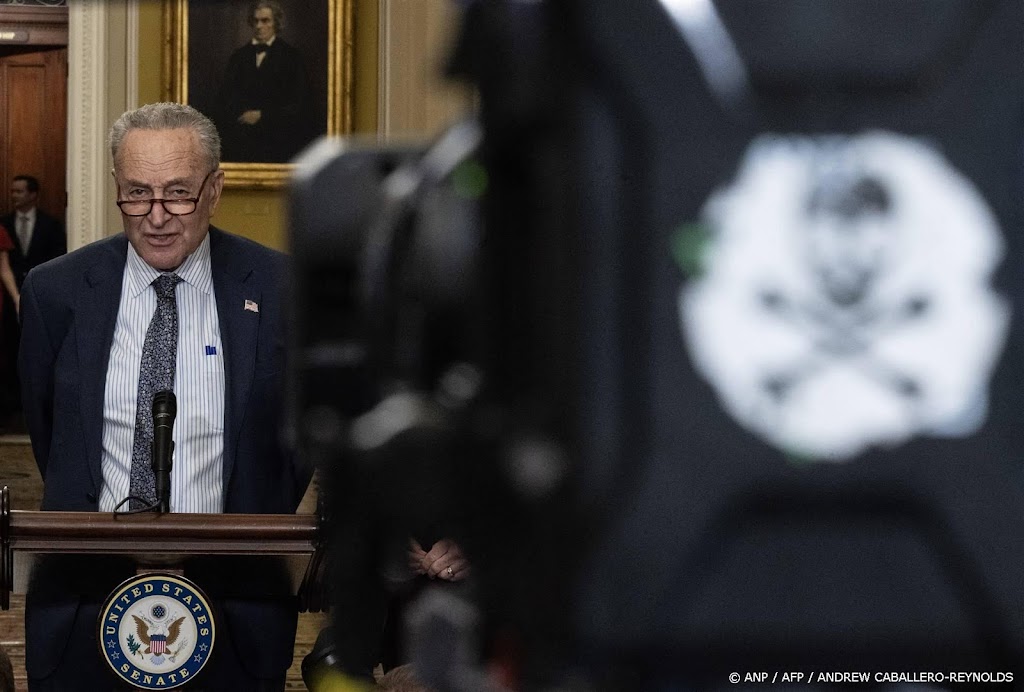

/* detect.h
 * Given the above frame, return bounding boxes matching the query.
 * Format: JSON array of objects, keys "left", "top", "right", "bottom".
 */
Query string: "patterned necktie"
[{"left": 129, "top": 273, "right": 182, "bottom": 510}]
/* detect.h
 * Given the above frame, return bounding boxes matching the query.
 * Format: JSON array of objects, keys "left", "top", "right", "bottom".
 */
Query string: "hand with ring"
[{"left": 408, "top": 538, "right": 471, "bottom": 582}]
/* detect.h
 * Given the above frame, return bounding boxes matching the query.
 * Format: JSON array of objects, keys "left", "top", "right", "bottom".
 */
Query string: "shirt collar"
[
  {"left": 252, "top": 35, "right": 276, "bottom": 47},
  {"left": 18, "top": 208, "right": 36, "bottom": 223},
  {"left": 125, "top": 232, "right": 214, "bottom": 298}
]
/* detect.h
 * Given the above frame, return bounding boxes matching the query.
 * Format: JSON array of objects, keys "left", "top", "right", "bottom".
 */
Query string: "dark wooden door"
[{"left": 0, "top": 47, "right": 67, "bottom": 222}]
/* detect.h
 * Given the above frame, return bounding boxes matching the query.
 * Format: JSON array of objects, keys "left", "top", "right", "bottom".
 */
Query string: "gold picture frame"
[{"left": 163, "top": 0, "right": 353, "bottom": 189}]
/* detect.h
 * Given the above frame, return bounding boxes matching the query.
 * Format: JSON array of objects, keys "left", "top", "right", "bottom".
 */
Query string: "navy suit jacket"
[{"left": 18, "top": 227, "right": 311, "bottom": 680}]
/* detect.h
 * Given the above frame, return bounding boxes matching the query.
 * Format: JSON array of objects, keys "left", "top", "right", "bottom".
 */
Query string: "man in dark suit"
[
  {"left": 216, "top": 0, "right": 314, "bottom": 162},
  {"left": 1, "top": 175, "right": 65, "bottom": 422},
  {"left": 2, "top": 175, "right": 66, "bottom": 290},
  {"left": 18, "top": 102, "right": 310, "bottom": 690}
]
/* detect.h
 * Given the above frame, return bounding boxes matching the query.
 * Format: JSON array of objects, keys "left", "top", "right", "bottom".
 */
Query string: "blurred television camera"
[{"left": 290, "top": 1, "right": 1024, "bottom": 689}]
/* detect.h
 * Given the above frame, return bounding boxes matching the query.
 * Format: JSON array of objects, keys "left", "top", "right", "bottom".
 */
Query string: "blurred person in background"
[
  {"left": 1, "top": 175, "right": 65, "bottom": 429},
  {"left": 0, "top": 222, "right": 21, "bottom": 430}
]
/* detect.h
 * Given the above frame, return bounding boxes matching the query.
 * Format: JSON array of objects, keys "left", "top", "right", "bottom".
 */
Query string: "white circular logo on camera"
[{"left": 680, "top": 131, "right": 1008, "bottom": 460}]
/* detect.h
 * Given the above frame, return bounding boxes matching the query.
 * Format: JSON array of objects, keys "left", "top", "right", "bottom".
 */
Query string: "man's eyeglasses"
[{"left": 116, "top": 169, "right": 216, "bottom": 217}]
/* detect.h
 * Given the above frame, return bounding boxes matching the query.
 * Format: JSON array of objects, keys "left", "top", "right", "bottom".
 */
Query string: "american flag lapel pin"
[{"left": 244, "top": 299, "right": 259, "bottom": 313}]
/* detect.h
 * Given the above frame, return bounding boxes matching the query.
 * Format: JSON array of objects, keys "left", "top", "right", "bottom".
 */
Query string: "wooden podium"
[{"left": 0, "top": 485, "right": 327, "bottom": 689}]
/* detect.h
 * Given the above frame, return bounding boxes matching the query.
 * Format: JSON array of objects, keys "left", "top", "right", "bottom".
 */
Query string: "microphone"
[{"left": 152, "top": 390, "right": 177, "bottom": 513}]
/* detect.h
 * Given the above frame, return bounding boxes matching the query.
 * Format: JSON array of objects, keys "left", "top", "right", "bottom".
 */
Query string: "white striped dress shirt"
[{"left": 99, "top": 234, "right": 226, "bottom": 513}]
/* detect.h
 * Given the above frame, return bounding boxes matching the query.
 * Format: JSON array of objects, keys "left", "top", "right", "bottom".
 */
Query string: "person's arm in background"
[{"left": 0, "top": 250, "right": 17, "bottom": 316}]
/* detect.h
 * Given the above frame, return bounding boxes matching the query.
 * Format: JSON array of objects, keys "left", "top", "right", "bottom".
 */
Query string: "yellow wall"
[
  {"left": 377, "top": 0, "right": 474, "bottom": 137},
  {"left": 353, "top": 0, "right": 379, "bottom": 135},
  {"left": 137, "top": 2, "right": 165, "bottom": 113},
  {"left": 135, "top": 0, "right": 379, "bottom": 252}
]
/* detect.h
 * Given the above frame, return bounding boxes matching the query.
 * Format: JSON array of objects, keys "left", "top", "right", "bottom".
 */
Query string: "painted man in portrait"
[{"left": 216, "top": 0, "right": 315, "bottom": 163}]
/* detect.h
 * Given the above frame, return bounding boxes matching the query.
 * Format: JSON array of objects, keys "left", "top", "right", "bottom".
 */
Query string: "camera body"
[{"left": 291, "top": 0, "right": 1024, "bottom": 686}]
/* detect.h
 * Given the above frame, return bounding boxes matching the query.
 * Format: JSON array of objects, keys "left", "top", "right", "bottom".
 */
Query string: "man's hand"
[
  {"left": 408, "top": 538, "right": 471, "bottom": 582},
  {"left": 238, "top": 109, "right": 262, "bottom": 125}
]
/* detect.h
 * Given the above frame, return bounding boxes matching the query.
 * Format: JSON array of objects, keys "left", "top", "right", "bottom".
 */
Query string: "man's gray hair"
[
  {"left": 249, "top": 0, "right": 285, "bottom": 30},
  {"left": 109, "top": 102, "right": 221, "bottom": 170}
]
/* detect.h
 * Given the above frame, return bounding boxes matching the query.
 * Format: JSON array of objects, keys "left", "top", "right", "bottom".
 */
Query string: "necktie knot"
[{"left": 153, "top": 273, "right": 182, "bottom": 300}]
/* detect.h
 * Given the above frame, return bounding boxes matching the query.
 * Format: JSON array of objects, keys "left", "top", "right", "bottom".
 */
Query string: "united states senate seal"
[{"left": 98, "top": 572, "right": 216, "bottom": 689}]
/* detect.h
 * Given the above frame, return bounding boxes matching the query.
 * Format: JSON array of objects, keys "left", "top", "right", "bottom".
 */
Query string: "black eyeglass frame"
[{"left": 115, "top": 169, "right": 218, "bottom": 218}]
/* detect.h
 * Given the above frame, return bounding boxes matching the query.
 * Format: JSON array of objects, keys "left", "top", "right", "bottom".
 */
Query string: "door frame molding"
[{"left": 67, "top": 1, "right": 138, "bottom": 251}]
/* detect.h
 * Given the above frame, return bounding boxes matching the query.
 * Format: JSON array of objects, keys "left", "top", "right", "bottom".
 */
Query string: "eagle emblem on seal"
[{"left": 132, "top": 611, "right": 187, "bottom": 659}]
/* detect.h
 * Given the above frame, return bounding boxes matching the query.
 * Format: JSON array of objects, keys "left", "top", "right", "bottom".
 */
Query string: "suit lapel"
[
  {"left": 210, "top": 229, "right": 261, "bottom": 496},
  {"left": 77, "top": 237, "right": 128, "bottom": 491}
]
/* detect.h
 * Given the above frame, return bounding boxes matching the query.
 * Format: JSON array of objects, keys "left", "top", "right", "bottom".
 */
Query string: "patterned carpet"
[{"left": 0, "top": 435, "right": 327, "bottom": 691}]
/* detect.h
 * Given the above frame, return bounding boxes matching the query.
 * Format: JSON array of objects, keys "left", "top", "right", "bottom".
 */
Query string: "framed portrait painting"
[{"left": 164, "top": 0, "right": 353, "bottom": 188}]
